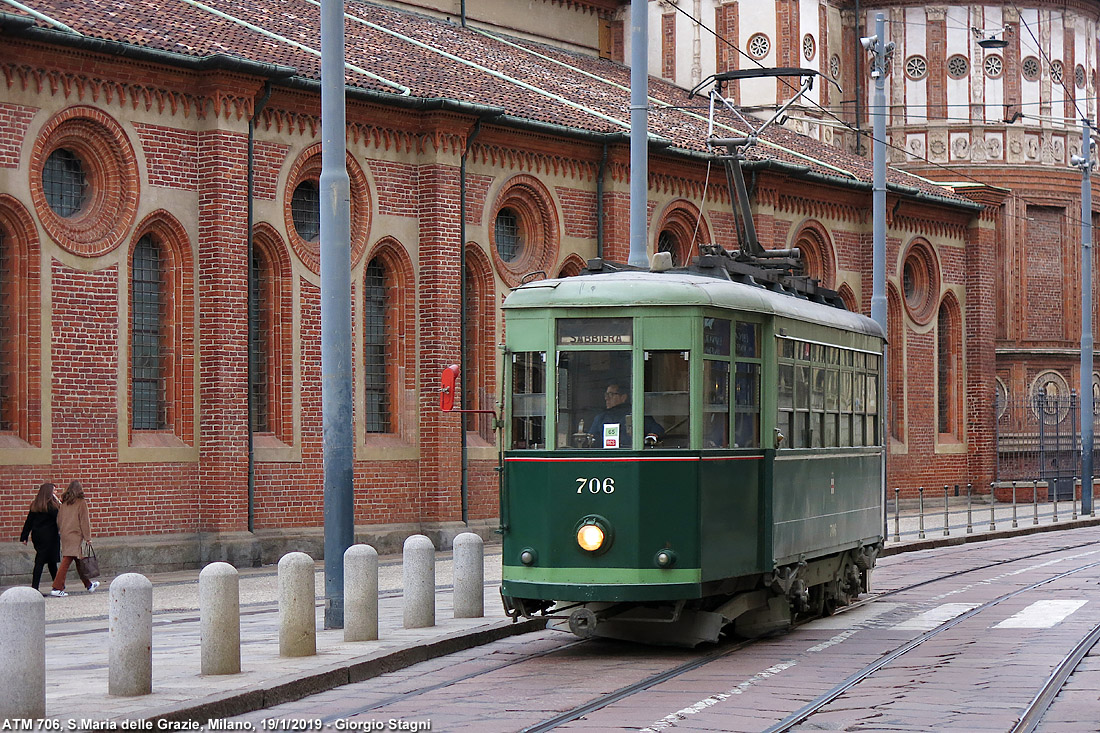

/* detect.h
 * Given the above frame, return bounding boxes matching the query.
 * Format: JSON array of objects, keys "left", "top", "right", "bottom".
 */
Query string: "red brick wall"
[{"left": 0, "top": 103, "right": 37, "bottom": 168}]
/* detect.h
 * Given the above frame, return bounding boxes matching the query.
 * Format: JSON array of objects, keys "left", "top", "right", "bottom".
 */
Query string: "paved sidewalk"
[
  {"left": 5, "top": 548, "right": 541, "bottom": 727},
  {"left": 3, "top": 501, "right": 1100, "bottom": 728}
]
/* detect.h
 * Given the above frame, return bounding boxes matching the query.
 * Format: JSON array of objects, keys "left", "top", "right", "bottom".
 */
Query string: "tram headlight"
[
  {"left": 520, "top": 548, "right": 537, "bottom": 566},
  {"left": 575, "top": 515, "right": 612, "bottom": 554},
  {"left": 655, "top": 549, "right": 677, "bottom": 568},
  {"left": 577, "top": 524, "right": 605, "bottom": 552}
]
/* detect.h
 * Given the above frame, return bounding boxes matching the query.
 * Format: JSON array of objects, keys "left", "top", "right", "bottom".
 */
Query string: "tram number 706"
[{"left": 576, "top": 477, "right": 616, "bottom": 494}]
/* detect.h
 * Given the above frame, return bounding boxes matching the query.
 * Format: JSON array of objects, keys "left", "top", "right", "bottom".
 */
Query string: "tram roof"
[{"left": 503, "top": 271, "right": 886, "bottom": 339}]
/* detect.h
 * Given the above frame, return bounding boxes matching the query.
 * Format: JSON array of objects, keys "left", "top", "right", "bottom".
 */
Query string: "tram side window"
[
  {"left": 510, "top": 352, "right": 546, "bottom": 449},
  {"left": 777, "top": 362, "right": 794, "bottom": 447},
  {"left": 704, "top": 359, "right": 729, "bottom": 448},
  {"left": 644, "top": 351, "right": 690, "bottom": 448},
  {"left": 734, "top": 362, "right": 760, "bottom": 447},
  {"left": 704, "top": 318, "right": 731, "bottom": 448},
  {"left": 777, "top": 337, "right": 881, "bottom": 449}
]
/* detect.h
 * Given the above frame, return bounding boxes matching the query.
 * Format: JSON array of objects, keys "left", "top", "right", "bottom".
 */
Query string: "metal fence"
[{"left": 996, "top": 394, "right": 1097, "bottom": 500}]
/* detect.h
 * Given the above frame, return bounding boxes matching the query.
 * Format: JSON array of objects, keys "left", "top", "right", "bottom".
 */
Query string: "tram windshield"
[{"left": 556, "top": 350, "right": 633, "bottom": 449}]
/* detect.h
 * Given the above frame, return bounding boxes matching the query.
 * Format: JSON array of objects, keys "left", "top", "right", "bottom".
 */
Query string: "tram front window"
[{"left": 556, "top": 350, "right": 633, "bottom": 448}]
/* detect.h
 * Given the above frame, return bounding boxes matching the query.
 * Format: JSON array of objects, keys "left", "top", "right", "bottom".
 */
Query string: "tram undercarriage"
[{"left": 504, "top": 543, "right": 881, "bottom": 647}]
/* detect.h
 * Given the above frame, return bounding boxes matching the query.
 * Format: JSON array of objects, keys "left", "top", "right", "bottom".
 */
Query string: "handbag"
[{"left": 76, "top": 542, "right": 100, "bottom": 579}]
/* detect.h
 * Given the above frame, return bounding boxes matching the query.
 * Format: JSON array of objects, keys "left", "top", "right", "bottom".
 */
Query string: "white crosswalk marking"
[
  {"left": 994, "top": 600, "right": 1088, "bottom": 629},
  {"left": 893, "top": 603, "right": 980, "bottom": 630},
  {"left": 810, "top": 602, "right": 901, "bottom": 629}
]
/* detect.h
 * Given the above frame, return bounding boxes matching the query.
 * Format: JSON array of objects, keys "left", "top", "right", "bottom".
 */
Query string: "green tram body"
[{"left": 498, "top": 268, "right": 885, "bottom": 644}]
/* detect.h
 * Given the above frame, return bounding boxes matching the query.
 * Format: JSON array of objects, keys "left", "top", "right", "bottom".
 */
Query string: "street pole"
[
  {"left": 862, "top": 13, "right": 893, "bottom": 531},
  {"left": 1073, "top": 119, "right": 1095, "bottom": 516},
  {"left": 628, "top": 0, "right": 649, "bottom": 267},
  {"left": 320, "top": 0, "right": 354, "bottom": 629}
]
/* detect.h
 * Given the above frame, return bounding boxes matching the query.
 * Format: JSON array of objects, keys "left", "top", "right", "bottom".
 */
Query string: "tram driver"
[{"left": 579, "top": 381, "right": 665, "bottom": 449}]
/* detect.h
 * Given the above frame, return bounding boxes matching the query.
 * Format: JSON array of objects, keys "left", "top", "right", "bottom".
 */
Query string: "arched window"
[
  {"left": 131, "top": 235, "right": 167, "bottom": 430},
  {"left": 0, "top": 226, "right": 15, "bottom": 432},
  {"left": 655, "top": 201, "right": 710, "bottom": 267},
  {"left": 250, "top": 225, "right": 292, "bottom": 446},
  {"left": 363, "top": 257, "right": 391, "bottom": 433},
  {"left": 124, "top": 213, "right": 195, "bottom": 454},
  {"left": 887, "top": 285, "right": 905, "bottom": 441},
  {"left": 250, "top": 248, "right": 272, "bottom": 433},
  {"left": 464, "top": 246, "right": 496, "bottom": 443},
  {"left": 937, "top": 296, "right": 961, "bottom": 437},
  {"left": 792, "top": 221, "right": 835, "bottom": 287}
]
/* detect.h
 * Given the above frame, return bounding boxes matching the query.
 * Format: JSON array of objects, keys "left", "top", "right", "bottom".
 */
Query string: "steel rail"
[
  {"left": 520, "top": 639, "right": 754, "bottom": 733},
  {"left": 520, "top": 539, "right": 1100, "bottom": 731},
  {"left": 1011, "top": 619, "right": 1100, "bottom": 733},
  {"left": 763, "top": 559, "right": 1100, "bottom": 733}
]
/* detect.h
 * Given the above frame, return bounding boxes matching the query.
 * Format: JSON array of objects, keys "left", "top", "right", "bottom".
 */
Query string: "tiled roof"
[{"left": 5, "top": 0, "right": 972, "bottom": 205}]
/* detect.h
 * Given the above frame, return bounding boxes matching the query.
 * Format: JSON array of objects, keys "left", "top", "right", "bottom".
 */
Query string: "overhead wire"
[{"left": 665, "top": 2, "right": 1097, "bottom": 232}]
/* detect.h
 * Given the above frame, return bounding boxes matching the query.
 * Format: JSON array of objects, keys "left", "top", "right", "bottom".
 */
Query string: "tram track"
[
  {"left": 762, "top": 558, "right": 1100, "bottom": 732},
  {"left": 514, "top": 538, "right": 1100, "bottom": 732}
]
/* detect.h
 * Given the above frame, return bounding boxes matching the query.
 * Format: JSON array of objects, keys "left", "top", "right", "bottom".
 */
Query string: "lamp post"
[
  {"left": 861, "top": 13, "right": 894, "bottom": 530},
  {"left": 1071, "top": 119, "right": 1095, "bottom": 516}
]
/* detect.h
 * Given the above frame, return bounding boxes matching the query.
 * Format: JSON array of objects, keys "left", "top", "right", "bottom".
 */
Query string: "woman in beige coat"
[{"left": 50, "top": 480, "right": 99, "bottom": 596}]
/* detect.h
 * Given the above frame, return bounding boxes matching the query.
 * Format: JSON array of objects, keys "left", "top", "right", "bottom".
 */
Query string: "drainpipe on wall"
[
  {"left": 459, "top": 117, "right": 486, "bottom": 526},
  {"left": 597, "top": 141, "right": 608, "bottom": 259},
  {"left": 246, "top": 79, "right": 277, "bottom": 535}
]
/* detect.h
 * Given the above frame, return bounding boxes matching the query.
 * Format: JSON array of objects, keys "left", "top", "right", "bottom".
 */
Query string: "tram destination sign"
[{"left": 557, "top": 317, "right": 632, "bottom": 345}]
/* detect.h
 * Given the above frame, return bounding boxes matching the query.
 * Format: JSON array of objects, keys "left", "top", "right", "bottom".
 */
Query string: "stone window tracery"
[
  {"left": 1075, "top": 64, "right": 1086, "bottom": 89},
  {"left": 984, "top": 54, "right": 1003, "bottom": 79},
  {"left": 747, "top": 33, "right": 770, "bottom": 60},
  {"left": 904, "top": 55, "right": 928, "bottom": 81},
  {"left": 1022, "top": 56, "right": 1040, "bottom": 81},
  {"left": 802, "top": 34, "right": 815, "bottom": 62},
  {"left": 830, "top": 54, "right": 840, "bottom": 80},
  {"left": 947, "top": 55, "right": 968, "bottom": 79},
  {"left": 1051, "top": 60, "right": 1064, "bottom": 84}
]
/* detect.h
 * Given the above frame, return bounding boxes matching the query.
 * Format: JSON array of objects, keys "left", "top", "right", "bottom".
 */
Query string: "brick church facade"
[{"left": 0, "top": 0, "right": 1044, "bottom": 578}]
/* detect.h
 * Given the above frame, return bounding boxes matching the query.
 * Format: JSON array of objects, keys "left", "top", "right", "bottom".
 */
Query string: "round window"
[
  {"left": 1075, "top": 64, "right": 1086, "bottom": 88},
  {"left": 983, "top": 54, "right": 1003, "bottom": 78},
  {"left": 904, "top": 55, "right": 928, "bottom": 80},
  {"left": 747, "top": 33, "right": 770, "bottom": 60},
  {"left": 1051, "top": 60, "right": 1064, "bottom": 84},
  {"left": 802, "top": 34, "right": 815, "bottom": 62},
  {"left": 42, "top": 148, "right": 89, "bottom": 218},
  {"left": 900, "top": 240, "right": 939, "bottom": 324},
  {"left": 1022, "top": 56, "right": 1040, "bottom": 81},
  {"left": 291, "top": 180, "right": 320, "bottom": 242},
  {"left": 29, "top": 106, "right": 139, "bottom": 257},
  {"left": 829, "top": 54, "right": 840, "bottom": 80},
  {"left": 947, "top": 54, "right": 969, "bottom": 79}
]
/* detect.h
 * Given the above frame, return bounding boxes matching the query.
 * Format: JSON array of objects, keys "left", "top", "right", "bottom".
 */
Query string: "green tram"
[{"left": 497, "top": 257, "right": 886, "bottom": 646}]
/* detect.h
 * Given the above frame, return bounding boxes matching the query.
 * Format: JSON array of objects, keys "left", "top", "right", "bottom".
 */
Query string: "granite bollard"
[
  {"left": 453, "top": 532, "right": 484, "bottom": 619},
  {"left": 344, "top": 544, "right": 379, "bottom": 642},
  {"left": 200, "top": 562, "right": 241, "bottom": 674},
  {"left": 0, "top": 587, "right": 45, "bottom": 717},
  {"left": 109, "top": 573, "right": 153, "bottom": 696},
  {"left": 279, "top": 551, "right": 316, "bottom": 657},
  {"left": 403, "top": 534, "right": 435, "bottom": 629}
]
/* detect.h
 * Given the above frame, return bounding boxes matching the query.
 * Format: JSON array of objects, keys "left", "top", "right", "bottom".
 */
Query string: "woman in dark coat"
[
  {"left": 20, "top": 482, "right": 61, "bottom": 593},
  {"left": 51, "top": 479, "right": 99, "bottom": 596}
]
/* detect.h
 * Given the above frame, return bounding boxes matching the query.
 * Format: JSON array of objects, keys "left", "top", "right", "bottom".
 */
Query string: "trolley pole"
[
  {"left": 861, "top": 14, "right": 893, "bottom": 531},
  {"left": 319, "top": 0, "right": 354, "bottom": 629},
  {"left": 628, "top": 0, "right": 649, "bottom": 267},
  {"left": 1072, "top": 119, "right": 1095, "bottom": 517}
]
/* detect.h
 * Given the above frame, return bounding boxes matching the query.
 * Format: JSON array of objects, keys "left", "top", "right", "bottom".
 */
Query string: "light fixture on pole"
[
  {"left": 972, "top": 25, "right": 1011, "bottom": 50},
  {"left": 1071, "top": 121, "right": 1096, "bottom": 517},
  {"left": 861, "top": 13, "right": 893, "bottom": 534}
]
